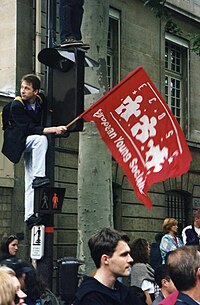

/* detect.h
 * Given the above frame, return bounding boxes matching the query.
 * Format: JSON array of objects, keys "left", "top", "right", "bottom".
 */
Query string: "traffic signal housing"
[{"left": 38, "top": 47, "right": 99, "bottom": 132}]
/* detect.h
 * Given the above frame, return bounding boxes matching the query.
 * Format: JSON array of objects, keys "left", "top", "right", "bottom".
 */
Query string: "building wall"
[
  {"left": 108, "top": 0, "right": 200, "bottom": 242},
  {"left": 54, "top": 134, "right": 79, "bottom": 259}
]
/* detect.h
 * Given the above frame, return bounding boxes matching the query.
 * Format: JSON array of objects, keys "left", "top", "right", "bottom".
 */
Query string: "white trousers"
[{"left": 24, "top": 135, "right": 48, "bottom": 221}]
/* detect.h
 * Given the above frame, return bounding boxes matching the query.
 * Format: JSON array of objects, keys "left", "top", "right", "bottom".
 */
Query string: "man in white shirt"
[{"left": 182, "top": 210, "right": 200, "bottom": 245}]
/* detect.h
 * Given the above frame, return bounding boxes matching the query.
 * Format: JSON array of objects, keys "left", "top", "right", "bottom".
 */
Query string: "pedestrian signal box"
[{"left": 34, "top": 187, "right": 65, "bottom": 214}]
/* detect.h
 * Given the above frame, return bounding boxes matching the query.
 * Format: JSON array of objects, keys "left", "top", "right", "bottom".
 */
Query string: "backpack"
[
  {"left": 40, "top": 289, "right": 60, "bottom": 305},
  {"left": 1, "top": 97, "right": 25, "bottom": 130},
  {"left": 1, "top": 95, "right": 43, "bottom": 131}
]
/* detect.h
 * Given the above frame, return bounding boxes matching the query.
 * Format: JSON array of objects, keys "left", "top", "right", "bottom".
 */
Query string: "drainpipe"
[
  {"left": 35, "top": 0, "right": 41, "bottom": 76},
  {"left": 35, "top": 0, "right": 57, "bottom": 289},
  {"left": 31, "top": 0, "right": 42, "bottom": 274}
]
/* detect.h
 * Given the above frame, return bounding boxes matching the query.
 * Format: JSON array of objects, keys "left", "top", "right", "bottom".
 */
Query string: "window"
[
  {"left": 107, "top": 8, "right": 120, "bottom": 89},
  {"left": 166, "top": 190, "right": 192, "bottom": 235},
  {"left": 165, "top": 34, "right": 189, "bottom": 132}
]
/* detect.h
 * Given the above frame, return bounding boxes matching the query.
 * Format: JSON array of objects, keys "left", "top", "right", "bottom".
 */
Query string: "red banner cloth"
[{"left": 80, "top": 66, "right": 192, "bottom": 208}]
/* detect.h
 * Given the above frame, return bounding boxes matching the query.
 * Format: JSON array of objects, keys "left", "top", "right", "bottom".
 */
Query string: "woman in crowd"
[
  {"left": 160, "top": 218, "right": 183, "bottom": 263},
  {"left": 0, "top": 265, "right": 27, "bottom": 305},
  {"left": 0, "top": 268, "right": 16, "bottom": 305},
  {"left": 130, "top": 238, "right": 155, "bottom": 305},
  {"left": 23, "top": 267, "right": 59, "bottom": 305},
  {"left": 0, "top": 235, "right": 19, "bottom": 261}
]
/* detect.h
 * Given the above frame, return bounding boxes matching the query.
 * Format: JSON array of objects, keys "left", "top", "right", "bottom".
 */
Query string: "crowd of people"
[
  {"left": 2, "top": 1, "right": 200, "bottom": 304},
  {"left": 0, "top": 233, "right": 59, "bottom": 305},
  {"left": 1, "top": 210, "right": 200, "bottom": 305},
  {"left": 70, "top": 219, "right": 200, "bottom": 305}
]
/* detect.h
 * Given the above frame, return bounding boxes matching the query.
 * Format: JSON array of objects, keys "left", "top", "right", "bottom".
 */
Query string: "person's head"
[
  {"left": 155, "top": 264, "right": 176, "bottom": 296},
  {"left": 155, "top": 233, "right": 163, "bottom": 244},
  {"left": 16, "top": 262, "right": 33, "bottom": 289},
  {"left": 0, "top": 235, "right": 19, "bottom": 257},
  {"left": 0, "top": 268, "right": 16, "bottom": 305},
  {"left": 23, "top": 268, "right": 47, "bottom": 301},
  {"left": 0, "top": 258, "right": 32, "bottom": 288},
  {"left": 130, "top": 238, "right": 150, "bottom": 264},
  {"left": 166, "top": 245, "right": 200, "bottom": 291},
  {"left": 162, "top": 218, "right": 178, "bottom": 234},
  {"left": 193, "top": 210, "right": 200, "bottom": 228},
  {"left": 20, "top": 74, "right": 41, "bottom": 103},
  {"left": 88, "top": 227, "right": 133, "bottom": 278},
  {"left": 0, "top": 266, "right": 27, "bottom": 305}
]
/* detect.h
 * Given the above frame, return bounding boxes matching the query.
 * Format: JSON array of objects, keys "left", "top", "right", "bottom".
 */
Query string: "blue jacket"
[
  {"left": 182, "top": 225, "right": 200, "bottom": 245},
  {"left": 160, "top": 234, "right": 183, "bottom": 263},
  {"left": 175, "top": 292, "right": 199, "bottom": 305}
]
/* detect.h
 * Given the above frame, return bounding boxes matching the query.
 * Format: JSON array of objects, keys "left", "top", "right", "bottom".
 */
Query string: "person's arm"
[
  {"left": 185, "top": 228, "right": 199, "bottom": 245},
  {"left": 141, "top": 280, "right": 154, "bottom": 305},
  {"left": 144, "top": 291, "right": 152, "bottom": 305},
  {"left": 159, "top": 236, "right": 169, "bottom": 262},
  {"left": 43, "top": 126, "right": 67, "bottom": 135},
  {"left": 182, "top": 228, "right": 187, "bottom": 245}
]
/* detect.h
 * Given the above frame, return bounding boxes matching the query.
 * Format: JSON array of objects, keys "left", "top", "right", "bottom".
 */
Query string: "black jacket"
[
  {"left": 72, "top": 276, "right": 146, "bottom": 305},
  {"left": 150, "top": 242, "right": 162, "bottom": 270},
  {"left": 2, "top": 94, "right": 45, "bottom": 163},
  {"left": 10, "top": 95, "right": 45, "bottom": 136},
  {"left": 184, "top": 225, "right": 199, "bottom": 245}
]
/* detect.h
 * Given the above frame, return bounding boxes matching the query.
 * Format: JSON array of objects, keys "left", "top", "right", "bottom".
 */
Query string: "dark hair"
[
  {"left": 21, "top": 74, "right": 41, "bottom": 91},
  {"left": 155, "top": 233, "right": 163, "bottom": 244},
  {"left": 24, "top": 268, "right": 48, "bottom": 301},
  {"left": 88, "top": 227, "right": 130, "bottom": 268},
  {"left": 130, "top": 238, "right": 149, "bottom": 264},
  {"left": 0, "top": 258, "right": 32, "bottom": 278},
  {"left": 155, "top": 264, "right": 171, "bottom": 288},
  {"left": 0, "top": 235, "right": 18, "bottom": 256},
  {"left": 166, "top": 246, "right": 200, "bottom": 291}
]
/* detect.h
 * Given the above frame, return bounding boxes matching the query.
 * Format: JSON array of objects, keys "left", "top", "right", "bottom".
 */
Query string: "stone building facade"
[{"left": 0, "top": 0, "right": 200, "bottom": 275}]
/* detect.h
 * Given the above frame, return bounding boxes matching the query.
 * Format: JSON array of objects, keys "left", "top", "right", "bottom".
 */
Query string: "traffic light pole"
[
  {"left": 36, "top": 0, "right": 56, "bottom": 289},
  {"left": 36, "top": 0, "right": 99, "bottom": 289}
]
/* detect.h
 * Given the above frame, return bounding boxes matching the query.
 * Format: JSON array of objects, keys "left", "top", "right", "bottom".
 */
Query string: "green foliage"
[
  {"left": 142, "top": 0, "right": 200, "bottom": 55},
  {"left": 189, "top": 33, "right": 200, "bottom": 56},
  {"left": 165, "top": 18, "right": 182, "bottom": 35}
]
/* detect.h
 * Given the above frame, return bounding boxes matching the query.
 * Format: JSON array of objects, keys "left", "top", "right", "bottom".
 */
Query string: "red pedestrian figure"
[{"left": 52, "top": 193, "right": 59, "bottom": 209}]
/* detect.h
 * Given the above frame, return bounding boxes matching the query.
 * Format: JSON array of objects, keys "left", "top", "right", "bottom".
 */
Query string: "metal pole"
[{"left": 36, "top": 0, "right": 57, "bottom": 289}]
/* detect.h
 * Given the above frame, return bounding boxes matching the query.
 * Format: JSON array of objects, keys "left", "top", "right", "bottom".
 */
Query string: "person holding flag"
[{"left": 2, "top": 74, "right": 67, "bottom": 229}]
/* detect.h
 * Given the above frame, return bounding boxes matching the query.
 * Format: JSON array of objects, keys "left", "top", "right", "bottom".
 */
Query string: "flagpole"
[
  {"left": 64, "top": 66, "right": 143, "bottom": 129},
  {"left": 65, "top": 115, "right": 82, "bottom": 128}
]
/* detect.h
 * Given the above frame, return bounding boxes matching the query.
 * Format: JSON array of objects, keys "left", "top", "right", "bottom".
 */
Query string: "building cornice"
[{"left": 166, "top": 2, "right": 200, "bottom": 23}]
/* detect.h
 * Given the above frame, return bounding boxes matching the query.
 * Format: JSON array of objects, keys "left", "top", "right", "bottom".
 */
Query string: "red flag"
[{"left": 80, "top": 66, "right": 192, "bottom": 208}]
